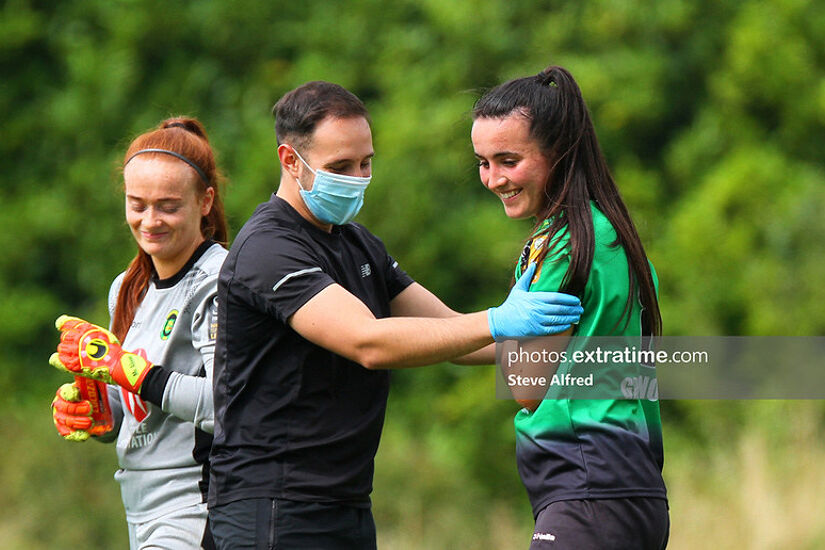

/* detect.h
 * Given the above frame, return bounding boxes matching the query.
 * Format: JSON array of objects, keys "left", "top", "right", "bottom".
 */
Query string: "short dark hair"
[{"left": 273, "top": 81, "right": 370, "bottom": 151}]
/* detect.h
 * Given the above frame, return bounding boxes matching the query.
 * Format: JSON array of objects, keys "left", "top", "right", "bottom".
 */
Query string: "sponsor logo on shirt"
[
  {"left": 128, "top": 414, "right": 155, "bottom": 448},
  {"left": 532, "top": 532, "right": 556, "bottom": 542},
  {"left": 160, "top": 309, "right": 178, "bottom": 340},
  {"left": 360, "top": 263, "right": 372, "bottom": 278}
]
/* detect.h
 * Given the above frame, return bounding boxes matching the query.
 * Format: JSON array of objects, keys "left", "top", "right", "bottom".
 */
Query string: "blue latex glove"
[{"left": 487, "top": 263, "right": 583, "bottom": 341}]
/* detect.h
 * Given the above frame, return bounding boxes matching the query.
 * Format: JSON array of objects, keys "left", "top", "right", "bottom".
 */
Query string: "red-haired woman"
[{"left": 50, "top": 117, "right": 228, "bottom": 549}]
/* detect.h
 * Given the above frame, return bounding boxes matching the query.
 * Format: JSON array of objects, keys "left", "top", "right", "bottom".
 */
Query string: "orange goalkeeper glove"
[
  {"left": 51, "top": 383, "right": 97, "bottom": 442},
  {"left": 49, "top": 315, "right": 153, "bottom": 394}
]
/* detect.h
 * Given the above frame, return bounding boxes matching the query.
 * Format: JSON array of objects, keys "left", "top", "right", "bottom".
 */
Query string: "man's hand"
[
  {"left": 487, "top": 264, "right": 583, "bottom": 342},
  {"left": 52, "top": 383, "right": 94, "bottom": 442},
  {"left": 49, "top": 315, "right": 153, "bottom": 394}
]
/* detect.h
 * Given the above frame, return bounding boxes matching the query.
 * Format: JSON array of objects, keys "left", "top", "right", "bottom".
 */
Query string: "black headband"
[{"left": 124, "top": 148, "right": 208, "bottom": 182}]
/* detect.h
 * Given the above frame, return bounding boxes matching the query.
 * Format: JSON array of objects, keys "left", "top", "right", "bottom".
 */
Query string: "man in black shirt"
[{"left": 208, "top": 81, "right": 583, "bottom": 549}]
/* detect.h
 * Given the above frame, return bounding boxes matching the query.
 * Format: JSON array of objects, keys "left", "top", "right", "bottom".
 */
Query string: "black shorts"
[
  {"left": 209, "top": 498, "right": 376, "bottom": 550},
  {"left": 530, "top": 497, "right": 669, "bottom": 550}
]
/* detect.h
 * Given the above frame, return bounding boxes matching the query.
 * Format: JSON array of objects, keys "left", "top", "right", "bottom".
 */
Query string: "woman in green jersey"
[{"left": 471, "top": 65, "right": 669, "bottom": 549}]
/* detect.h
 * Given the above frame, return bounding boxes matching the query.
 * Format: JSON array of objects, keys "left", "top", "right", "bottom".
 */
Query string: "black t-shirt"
[{"left": 209, "top": 195, "right": 413, "bottom": 508}]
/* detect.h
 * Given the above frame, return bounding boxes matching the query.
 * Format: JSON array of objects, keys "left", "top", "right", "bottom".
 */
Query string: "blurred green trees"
[{"left": 2, "top": 0, "right": 824, "bottom": 547}]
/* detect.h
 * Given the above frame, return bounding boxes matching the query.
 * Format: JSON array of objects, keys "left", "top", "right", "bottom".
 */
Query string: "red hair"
[{"left": 111, "top": 117, "right": 228, "bottom": 341}]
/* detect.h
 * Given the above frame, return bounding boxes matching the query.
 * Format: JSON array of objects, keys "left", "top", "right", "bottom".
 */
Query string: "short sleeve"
[
  {"left": 383, "top": 253, "right": 413, "bottom": 299},
  {"left": 345, "top": 222, "right": 414, "bottom": 300},
  {"left": 230, "top": 229, "right": 336, "bottom": 323}
]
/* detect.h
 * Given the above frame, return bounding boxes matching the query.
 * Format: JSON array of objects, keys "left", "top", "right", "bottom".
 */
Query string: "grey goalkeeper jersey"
[{"left": 102, "top": 242, "right": 226, "bottom": 523}]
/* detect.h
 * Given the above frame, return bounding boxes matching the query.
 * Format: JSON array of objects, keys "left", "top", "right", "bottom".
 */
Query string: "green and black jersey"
[{"left": 513, "top": 202, "right": 667, "bottom": 517}]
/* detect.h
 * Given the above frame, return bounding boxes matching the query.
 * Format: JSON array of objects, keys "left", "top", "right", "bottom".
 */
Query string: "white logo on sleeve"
[
  {"left": 272, "top": 267, "right": 322, "bottom": 293},
  {"left": 533, "top": 532, "right": 556, "bottom": 542},
  {"left": 360, "top": 263, "right": 372, "bottom": 277}
]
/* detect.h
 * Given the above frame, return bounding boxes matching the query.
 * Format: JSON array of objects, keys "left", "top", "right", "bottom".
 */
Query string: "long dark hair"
[
  {"left": 112, "top": 117, "right": 228, "bottom": 341},
  {"left": 473, "top": 65, "right": 661, "bottom": 336}
]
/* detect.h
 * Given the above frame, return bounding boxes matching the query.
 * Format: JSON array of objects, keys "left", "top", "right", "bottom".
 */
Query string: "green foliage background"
[{"left": 2, "top": 0, "right": 825, "bottom": 548}]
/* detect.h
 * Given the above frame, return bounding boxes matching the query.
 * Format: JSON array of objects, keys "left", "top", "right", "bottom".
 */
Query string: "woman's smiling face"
[
  {"left": 124, "top": 155, "right": 213, "bottom": 278},
  {"left": 471, "top": 113, "right": 553, "bottom": 220}
]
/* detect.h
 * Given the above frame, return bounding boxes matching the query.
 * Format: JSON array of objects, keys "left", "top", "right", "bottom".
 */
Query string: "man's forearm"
[{"left": 354, "top": 311, "right": 494, "bottom": 370}]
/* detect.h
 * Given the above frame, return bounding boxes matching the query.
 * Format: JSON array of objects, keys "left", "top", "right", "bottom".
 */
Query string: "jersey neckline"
[{"left": 153, "top": 240, "right": 216, "bottom": 289}]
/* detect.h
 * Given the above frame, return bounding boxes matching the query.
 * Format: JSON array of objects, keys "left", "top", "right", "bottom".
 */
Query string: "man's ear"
[{"left": 277, "top": 144, "right": 302, "bottom": 180}]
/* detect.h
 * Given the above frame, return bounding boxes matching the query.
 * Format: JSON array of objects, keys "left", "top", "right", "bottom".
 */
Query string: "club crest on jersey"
[
  {"left": 160, "top": 310, "right": 178, "bottom": 340},
  {"left": 518, "top": 233, "right": 549, "bottom": 284}
]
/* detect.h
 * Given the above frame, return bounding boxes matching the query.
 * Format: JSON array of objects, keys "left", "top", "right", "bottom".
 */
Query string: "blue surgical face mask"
[{"left": 291, "top": 148, "right": 371, "bottom": 225}]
